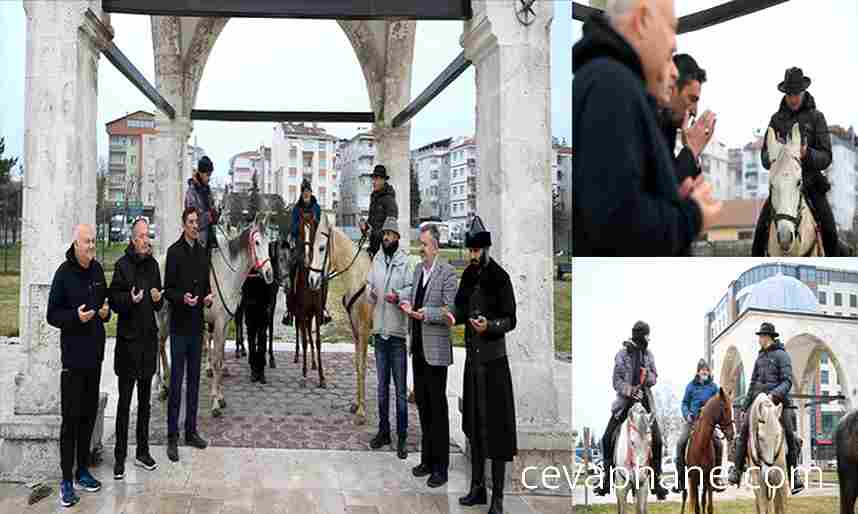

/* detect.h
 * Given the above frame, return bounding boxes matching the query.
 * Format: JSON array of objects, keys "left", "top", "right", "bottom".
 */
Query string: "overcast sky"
[
  {"left": 572, "top": 257, "right": 858, "bottom": 438},
  {"left": 0, "top": 1, "right": 571, "bottom": 188},
  {"left": 572, "top": 0, "right": 858, "bottom": 148}
]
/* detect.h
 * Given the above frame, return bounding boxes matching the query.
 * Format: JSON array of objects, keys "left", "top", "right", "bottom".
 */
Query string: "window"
[
  {"left": 289, "top": 167, "right": 297, "bottom": 177},
  {"left": 820, "top": 353, "right": 828, "bottom": 364},
  {"left": 320, "top": 158, "right": 327, "bottom": 169},
  {"left": 819, "top": 291, "right": 827, "bottom": 305},
  {"left": 851, "top": 294, "right": 857, "bottom": 308},
  {"left": 821, "top": 370, "right": 829, "bottom": 384},
  {"left": 835, "top": 293, "right": 842, "bottom": 306},
  {"left": 130, "top": 155, "right": 136, "bottom": 166},
  {"left": 431, "top": 170, "right": 438, "bottom": 180}
]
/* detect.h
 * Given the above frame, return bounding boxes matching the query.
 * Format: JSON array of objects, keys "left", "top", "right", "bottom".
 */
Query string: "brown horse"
[
  {"left": 682, "top": 388, "right": 735, "bottom": 514},
  {"left": 835, "top": 409, "right": 858, "bottom": 514},
  {"left": 292, "top": 211, "right": 325, "bottom": 387}
]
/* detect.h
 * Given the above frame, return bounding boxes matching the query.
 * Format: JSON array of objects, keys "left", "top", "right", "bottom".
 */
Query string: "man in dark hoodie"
[
  {"left": 163, "top": 207, "right": 213, "bottom": 462},
  {"left": 572, "top": 1, "right": 722, "bottom": 256},
  {"left": 185, "top": 156, "right": 220, "bottom": 252},
  {"left": 47, "top": 224, "right": 112, "bottom": 507},
  {"left": 751, "top": 68, "right": 837, "bottom": 256},
  {"left": 594, "top": 321, "right": 670, "bottom": 499},
  {"left": 728, "top": 322, "right": 804, "bottom": 494},
  {"left": 659, "top": 53, "right": 717, "bottom": 184},
  {"left": 109, "top": 218, "right": 163, "bottom": 480},
  {"left": 361, "top": 164, "right": 398, "bottom": 259}
]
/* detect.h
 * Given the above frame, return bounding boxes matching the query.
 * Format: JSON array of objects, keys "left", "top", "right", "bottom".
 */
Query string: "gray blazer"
[{"left": 405, "top": 258, "right": 458, "bottom": 367}]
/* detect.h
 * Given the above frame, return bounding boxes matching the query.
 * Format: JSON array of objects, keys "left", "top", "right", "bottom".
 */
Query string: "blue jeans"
[
  {"left": 168, "top": 334, "right": 202, "bottom": 437},
  {"left": 374, "top": 335, "right": 408, "bottom": 437}
]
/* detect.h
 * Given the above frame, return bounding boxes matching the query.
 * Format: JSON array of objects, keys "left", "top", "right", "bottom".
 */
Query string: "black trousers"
[
  {"left": 246, "top": 305, "right": 267, "bottom": 375},
  {"left": 413, "top": 351, "right": 450, "bottom": 473},
  {"left": 752, "top": 187, "right": 838, "bottom": 256},
  {"left": 114, "top": 372, "right": 153, "bottom": 461},
  {"left": 60, "top": 368, "right": 101, "bottom": 481},
  {"left": 736, "top": 403, "right": 800, "bottom": 470}
]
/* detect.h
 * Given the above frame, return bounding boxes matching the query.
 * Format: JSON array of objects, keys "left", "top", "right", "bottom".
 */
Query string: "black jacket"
[
  {"left": 368, "top": 183, "right": 398, "bottom": 233},
  {"left": 452, "top": 258, "right": 517, "bottom": 364},
  {"left": 572, "top": 13, "right": 702, "bottom": 256},
  {"left": 659, "top": 107, "right": 701, "bottom": 184},
  {"left": 47, "top": 245, "right": 111, "bottom": 369},
  {"left": 109, "top": 245, "right": 164, "bottom": 377},
  {"left": 163, "top": 236, "right": 211, "bottom": 336},
  {"left": 745, "top": 341, "right": 793, "bottom": 409},
  {"left": 761, "top": 92, "right": 833, "bottom": 193}
]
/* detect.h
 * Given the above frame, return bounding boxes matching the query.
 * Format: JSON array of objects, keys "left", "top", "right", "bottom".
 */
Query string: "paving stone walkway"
[{"left": 106, "top": 351, "right": 451, "bottom": 454}]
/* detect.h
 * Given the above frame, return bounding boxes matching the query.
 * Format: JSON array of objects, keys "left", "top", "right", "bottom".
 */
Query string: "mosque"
[{"left": 705, "top": 263, "right": 858, "bottom": 465}]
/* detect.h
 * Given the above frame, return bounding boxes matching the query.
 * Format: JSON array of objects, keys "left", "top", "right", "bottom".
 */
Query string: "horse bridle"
[
  {"left": 770, "top": 156, "right": 806, "bottom": 241},
  {"left": 211, "top": 225, "right": 270, "bottom": 318},
  {"left": 753, "top": 402, "right": 784, "bottom": 468}
]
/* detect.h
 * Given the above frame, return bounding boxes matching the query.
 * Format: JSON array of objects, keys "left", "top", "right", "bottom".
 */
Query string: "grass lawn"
[
  {"left": 575, "top": 496, "right": 844, "bottom": 513},
  {"left": 0, "top": 243, "right": 572, "bottom": 354}
]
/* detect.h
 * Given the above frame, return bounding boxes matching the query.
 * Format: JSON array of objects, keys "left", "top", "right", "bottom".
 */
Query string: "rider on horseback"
[
  {"left": 728, "top": 322, "right": 804, "bottom": 495},
  {"left": 360, "top": 165, "right": 398, "bottom": 259},
  {"left": 283, "top": 178, "right": 330, "bottom": 326},
  {"left": 672, "top": 359, "right": 725, "bottom": 494},
  {"left": 751, "top": 67, "right": 837, "bottom": 256},
  {"left": 594, "top": 321, "right": 670, "bottom": 500}
]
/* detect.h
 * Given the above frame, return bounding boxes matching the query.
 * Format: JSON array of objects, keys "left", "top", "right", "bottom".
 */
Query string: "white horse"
[
  {"left": 747, "top": 393, "right": 788, "bottom": 514},
  {"left": 766, "top": 123, "right": 823, "bottom": 256},
  {"left": 156, "top": 216, "right": 274, "bottom": 417},
  {"left": 614, "top": 402, "right": 654, "bottom": 514},
  {"left": 306, "top": 212, "right": 373, "bottom": 424}
]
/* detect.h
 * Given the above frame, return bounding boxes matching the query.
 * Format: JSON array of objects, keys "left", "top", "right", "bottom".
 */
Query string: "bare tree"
[{"left": 653, "top": 381, "right": 685, "bottom": 457}]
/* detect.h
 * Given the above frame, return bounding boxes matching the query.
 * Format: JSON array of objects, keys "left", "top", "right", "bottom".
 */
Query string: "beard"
[{"left": 382, "top": 240, "right": 399, "bottom": 256}]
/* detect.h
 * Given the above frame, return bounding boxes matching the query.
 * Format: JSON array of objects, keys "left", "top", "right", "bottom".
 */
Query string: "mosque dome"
[{"left": 743, "top": 273, "right": 818, "bottom": 313}]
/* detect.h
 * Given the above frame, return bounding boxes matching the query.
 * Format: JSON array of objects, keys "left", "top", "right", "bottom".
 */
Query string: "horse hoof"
[
  {"left": 241, "top": 350, "right": 247, "bottom": 357},
  {"left": 206, "top": 369, "right": 213, "bottom": 378},
  {"left": 270, "top": 360, "right": 276, "bottom": 369},
  {"left": 212, "top": 407, "right": 222, "bottom": 418},
  {"left": 318, "top": 381, "right": 327, "bottom": 389},
  {"left": 349, "top": 403, "right": 358, "bottom": 414},
  {"left": 235, "top": 351, "right": 240, "bottom": 360},
  {"left": 354, "top": 414, "right": 366, "bottom": 426}
]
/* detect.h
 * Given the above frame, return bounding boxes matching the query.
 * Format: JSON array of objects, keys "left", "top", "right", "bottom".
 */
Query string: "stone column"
[
  {"left": 151, "top": 117, "right": 192, "bottom": 258},
  {"left": 150, "top": 16, "right": 191, "bottom": 258},
  {"left": 0, "top": 1, "right": 110, "bottom": 482},
  {"left": 463, "top": 0, "right": 571, "bottom": 495},
  {"left": 373, "top": 20, "right": 415, "bottom": 247}
]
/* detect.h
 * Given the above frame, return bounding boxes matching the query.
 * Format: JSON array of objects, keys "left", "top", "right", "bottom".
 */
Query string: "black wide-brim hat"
[
  {"left": 755, "top": 322, "right": 779, "bottom": 338},
  {"left": 777, "top": 67, "right": 811, "bottom": 95},
  {"left": 371, "top": 164, "right": 389, "bottom": 179}
]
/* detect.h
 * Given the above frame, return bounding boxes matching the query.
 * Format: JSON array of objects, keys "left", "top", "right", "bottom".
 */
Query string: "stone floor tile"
[{"left": 522, "top": 496, "right": 572, "bottom": 514}]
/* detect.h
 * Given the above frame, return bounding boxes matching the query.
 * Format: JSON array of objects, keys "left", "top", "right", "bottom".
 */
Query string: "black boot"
[
  {"left": 396, "top": 434, "right": 407, "bottom": 460},
  {"left": 751, "top": 199, "right": 772, "bottom": 256},
  {"left": 167, "top": 435, "right": 179, "bottom": 462},
  {"left": 488, "top": 460, "right": 505, "bottom": 514},
  {"left": 459, "top": 452, "right": 487, "bottom": 506},
  {"left": 728, "top": 431, "right": 747, "bottom": 486}
]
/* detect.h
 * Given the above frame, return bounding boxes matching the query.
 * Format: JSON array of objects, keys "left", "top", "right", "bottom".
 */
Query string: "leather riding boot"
[
  {"left": 650, "top": 420, "right": 670, "bottom": 499},
  {"left": 459, "top": 451, "right": 487, "bottom": 506},
  {"left": 594, "top": 414, "right": 621, "bottom": 496},
  {"left": 728, "top": 431, "right": 747, "bottom": 486},
  {"left": 713, "top": 437, "right": 726, "bottom": 489},
  {"left": 751, "top": 199, "right": 773, "bottom": 256},
  {"left": 488, "top": 460, "right": 505, "bottom": 514}
]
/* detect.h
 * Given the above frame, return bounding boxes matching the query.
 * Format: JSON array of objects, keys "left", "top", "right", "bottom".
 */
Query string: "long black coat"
[
  {"left": 109, "top": 246, "right": 164, "bottom": 378},
  {"left": 367, "top": 183, "right": 398, "bottom": 253},
  {"left": 761, "top": 92, "right": 833, "bottom": 193},
  {"left": 452, "top": 258, "right": 518, "bottom": 461},
  {"left": 572, "top": 13, "right": 702, "bottom": 256}
]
